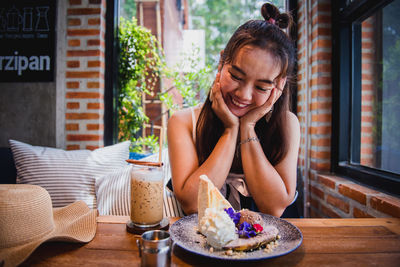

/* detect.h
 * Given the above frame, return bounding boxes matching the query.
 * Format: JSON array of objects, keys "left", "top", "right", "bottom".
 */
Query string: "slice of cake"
[
  {"left": 197, "top": 174, "right": 232, "bottom": 225},
  {"left": 197, "top": 174, "right": 280, "bottom": 252}
]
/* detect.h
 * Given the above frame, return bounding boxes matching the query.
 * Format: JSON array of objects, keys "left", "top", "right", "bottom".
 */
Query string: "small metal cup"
[{"left": 137, "top": 230, "right": 171, "bottom": 267}]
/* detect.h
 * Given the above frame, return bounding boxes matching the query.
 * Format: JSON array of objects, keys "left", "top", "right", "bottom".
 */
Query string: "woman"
[{"left": 167, "top": 3, "right": 300, "bottom": 217}]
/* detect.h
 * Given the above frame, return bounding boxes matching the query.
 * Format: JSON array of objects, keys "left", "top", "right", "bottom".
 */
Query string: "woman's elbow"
[
  {"left": 175, "top": 193, "right": 197, "bottom": 215},
  {"left": 259, "top": 201, "right": 289, "bottom": 217},
  {"left": 182, "top": 205, "right": 197, "bottom": 215},
  {"left": 180, "top": 202, "right": 197, "bottom": 215},
  {"left": 266, "top": 207, "right": 286, "bottom": 218}
]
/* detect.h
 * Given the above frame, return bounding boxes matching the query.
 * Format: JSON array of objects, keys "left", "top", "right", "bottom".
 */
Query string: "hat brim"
[{"left": 0, "top": 201, "right": 97, "bottom": 267}]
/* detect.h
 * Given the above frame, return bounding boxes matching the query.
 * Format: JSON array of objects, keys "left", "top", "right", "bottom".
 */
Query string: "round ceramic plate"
[{"left": 170, "top": 213, "right": 302, "bottom": 261}]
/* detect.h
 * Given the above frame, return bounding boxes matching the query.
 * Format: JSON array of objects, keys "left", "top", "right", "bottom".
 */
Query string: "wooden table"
[{"left": 22, "top": 216, "right": 400, "bottom": 266}]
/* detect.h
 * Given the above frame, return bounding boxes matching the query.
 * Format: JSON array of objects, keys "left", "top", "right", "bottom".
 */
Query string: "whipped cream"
[{"left": 199, "top": 207, "right": 237, "bottom": 249}]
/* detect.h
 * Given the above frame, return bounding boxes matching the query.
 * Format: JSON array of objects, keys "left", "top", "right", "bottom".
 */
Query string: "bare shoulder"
[
  {"left": 168, "top": 105, "right": 202, "bottom": 128},
  {"left": 285, "top": 111, "right": 300, "bottom": 130},
  {"left": 285, "top": 111, "right": 300, "bottom": 142},
  {"left": 168, "top": 108, "right": 192, "bottom": 127}
]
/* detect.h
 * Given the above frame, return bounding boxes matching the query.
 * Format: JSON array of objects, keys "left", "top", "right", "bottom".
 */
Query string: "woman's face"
[{"left": 219, "top": 45, "right": 285, "bottom": 117}]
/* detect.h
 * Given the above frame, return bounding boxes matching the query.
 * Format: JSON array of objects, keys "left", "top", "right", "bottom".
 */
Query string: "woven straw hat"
[{"left": 0, "top": 184, "right": 97, "bottom": 267}]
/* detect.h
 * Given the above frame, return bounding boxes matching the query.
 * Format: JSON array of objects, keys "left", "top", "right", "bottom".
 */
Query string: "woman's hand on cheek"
[
  {"left": 210, "top": 73, "right": 239, "bottom": 130},
  {"left": 240, "top": 87, "right": 280, "bottom": 128}
]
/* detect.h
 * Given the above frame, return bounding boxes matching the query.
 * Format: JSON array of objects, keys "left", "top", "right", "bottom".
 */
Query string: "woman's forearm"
[
  {"left": 192, "top": 126, "right": 238, "bottom": 189},
  {"left": 239, "top": 126, "right": 295, "bottom": 216},
  {"left": 178, "top": 127, "right": 238, "bottom": 213}
]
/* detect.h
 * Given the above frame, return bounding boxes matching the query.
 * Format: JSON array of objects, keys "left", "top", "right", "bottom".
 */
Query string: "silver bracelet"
[{"left": 239, "top": 137, "right": 259, "bottom": 145}]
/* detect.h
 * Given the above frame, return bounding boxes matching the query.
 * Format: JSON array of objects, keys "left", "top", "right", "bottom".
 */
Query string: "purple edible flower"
[
  {"left": 224, "top": 207, "right": 241, "bottom": 225},
  {"left": 237, "top": 222, "right": 257, "bottom": 238}
]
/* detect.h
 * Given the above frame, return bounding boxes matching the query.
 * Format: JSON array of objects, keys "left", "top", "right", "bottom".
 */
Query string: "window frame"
[
  {"left": 331, "top": 0, "right": 400, "bottom": 196},
  {"left": 104, "top": 0, "right": 120, "bottom": 146}
]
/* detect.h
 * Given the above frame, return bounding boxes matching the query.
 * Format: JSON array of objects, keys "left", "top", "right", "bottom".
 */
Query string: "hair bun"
[
  {"left": 261, "top": 2, "right": 292, "bottom": 30},
  {"left": 261, "top": 3, "right": 279, "bottom": 21},
  {"left": 276, "top": 14, "right": 290, "bottom": 29}
]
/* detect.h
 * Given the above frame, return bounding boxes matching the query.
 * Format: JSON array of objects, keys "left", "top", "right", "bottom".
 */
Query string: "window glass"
[{"left": 359, "top": 0, "right": 400, "bottom": 173}]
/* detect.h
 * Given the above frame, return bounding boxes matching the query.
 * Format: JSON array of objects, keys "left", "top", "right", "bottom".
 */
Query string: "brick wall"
[
  {"left": 297, "top": 0, "right": 332, "bottom": 217},
  {"left": 65, "top": 0, "right": 106, "bottom": 150},
  {"left": 296, "top": 0, "right": 400, "bottom": 218},
  {"left": 309, "top": 174, "right": 400, "bottom": 218}
]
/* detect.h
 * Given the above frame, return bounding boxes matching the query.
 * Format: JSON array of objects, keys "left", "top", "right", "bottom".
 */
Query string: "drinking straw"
[{"left": 125, "top": 159, "right": 163, "bottom": 167}]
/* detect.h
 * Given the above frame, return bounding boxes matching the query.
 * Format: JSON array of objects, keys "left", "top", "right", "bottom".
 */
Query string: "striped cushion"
[
  {"left": 96, "top": 165, "right": 132, "bottom": 216},
  {"left": 9, "top": 139, "right": 130, "bottom": 209},
  {"left": 95, "top": 159, "right": 185, "bottom": 218},
  {"left": 163, "top": 185, "right": 185, "bottom": 218}
]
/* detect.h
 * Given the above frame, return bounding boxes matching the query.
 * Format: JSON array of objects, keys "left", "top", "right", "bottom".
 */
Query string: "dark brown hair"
[{"left": 196, "top": 3, "right": 295, "bottom": 170}]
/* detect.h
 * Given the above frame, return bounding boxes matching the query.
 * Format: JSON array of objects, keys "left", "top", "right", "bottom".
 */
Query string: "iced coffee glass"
[{"left": 130, "top": 166, "right": 164, "bottom": 227}]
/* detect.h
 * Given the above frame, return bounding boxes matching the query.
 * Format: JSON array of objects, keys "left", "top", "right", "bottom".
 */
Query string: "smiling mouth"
[{"left": 231, "top": 97, "right": 248, "bottom": 108}]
